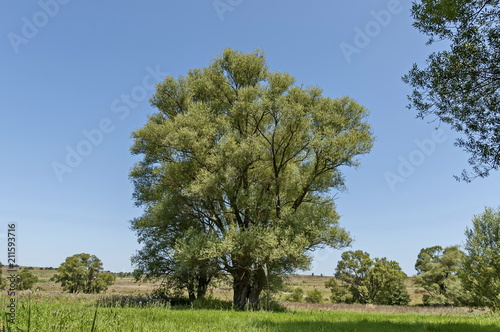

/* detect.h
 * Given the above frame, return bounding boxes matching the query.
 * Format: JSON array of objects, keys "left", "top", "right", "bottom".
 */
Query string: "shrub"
[
  {"left": 285, "top": 287, "right": 304, "bottom": 302},
  {"left": 16, "top": 269, "right": 38, "bottom": 290},
  {"left": 305, "top": 289, "right": 323, "bottom": 303},
  {"left": 325, "top": 278, "right": 353, "bottom": 303}
]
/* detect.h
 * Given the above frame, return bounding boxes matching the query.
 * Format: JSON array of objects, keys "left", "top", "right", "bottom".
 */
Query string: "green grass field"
[
  {"left": 1, "top": 268, "right": 499, "bottom": 331},
  {"left": 1, "top": 292, "right": 499, "bottom": 332}
]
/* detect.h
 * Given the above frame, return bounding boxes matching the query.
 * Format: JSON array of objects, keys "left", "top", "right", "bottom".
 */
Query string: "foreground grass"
[{"left": 1, "top": 294, "right": 499, "bottom": 332}]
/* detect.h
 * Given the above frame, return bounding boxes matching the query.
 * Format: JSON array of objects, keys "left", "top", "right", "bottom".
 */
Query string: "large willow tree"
[{"left": 130, "top": 48, "right": 373, "bottom": 309}]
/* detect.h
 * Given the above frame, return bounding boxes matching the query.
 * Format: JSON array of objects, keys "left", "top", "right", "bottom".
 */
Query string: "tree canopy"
[
  {"left": 403, "top": 0, "right": 500, "bottom": 181},
  {"left": 414, "top": 245, "right": 466, "bottom": 306},
  {"left": 16, "top": 269, "right": 39, "bottom": 291},
  {"left": 460, "top": 206, "right": 500, "bottom": 310},
  {"left": 130, "top": 48, "right": 374, "bottom": 309},
  {"left": 326, "top": 250, "right": 410, "bottom": 305},
  {"left": 53, "top": 253, "right": 115, "bottom": 294}
]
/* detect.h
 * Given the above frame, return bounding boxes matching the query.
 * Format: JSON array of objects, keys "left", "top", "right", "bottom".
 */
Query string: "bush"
[
  {"left": 305, "top": 289, "right": 323, "bottom": 303},
  {"left": 150, "top": 287, "right": 192, "bottom": 306},
  {"left": 325, "top": 278, "right": 353, "bottom": 303},
  {"left": 285, "top": 287, "right": 304, "bottom": 302},
  {"left": 16, "top": 269, "right": 38, "bottom": 290}
]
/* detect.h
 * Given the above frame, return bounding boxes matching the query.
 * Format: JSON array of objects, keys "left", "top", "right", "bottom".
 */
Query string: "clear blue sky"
[{"left": 1, "top": 0, "right": 498, "bottom": 276}]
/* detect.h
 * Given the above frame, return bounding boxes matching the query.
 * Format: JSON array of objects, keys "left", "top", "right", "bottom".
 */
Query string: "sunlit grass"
[{"left": 1, "top": 293, "right": 498, "bottom": 332}]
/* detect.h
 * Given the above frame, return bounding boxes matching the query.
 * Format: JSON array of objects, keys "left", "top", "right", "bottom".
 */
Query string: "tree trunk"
[
  {"left": 232, "top": 267, "right": 251, "bottom": 309},
  {"left": 196, "top": 275, "right": 211, "bottom": 299},
  {"left": 187, "top": 279, "right": 196, "bottom": 302},
  {"left": 232, "top": 266, "right": 266, "bottom": 310}
]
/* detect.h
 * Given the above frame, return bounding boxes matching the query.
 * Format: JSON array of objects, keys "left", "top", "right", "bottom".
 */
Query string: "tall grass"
[{"left": 1, "top": 293, "right": 498, "bottom": 331}]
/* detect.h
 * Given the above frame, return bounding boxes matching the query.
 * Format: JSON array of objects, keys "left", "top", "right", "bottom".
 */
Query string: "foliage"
[
  {"left": 150, "top": 287, "right": 192, "bottom": 306},
  {"left": 15, "top": 269, "right": 38, "bottom": 291},
  {"left": 132, "top": 228, "right": 221, "bottom": 302},
  {"left": 285, "top": 287, "right": 304, "bottom": 302},
  {"left": 130, "top": 48, "right": 373, "bottom": 309},
  {"left": 333, "top": 250, "right": 373, "bottom": 304},
  {"left": 460, "top": 206, "right": 500, "bottom": 310},
  {"left": 326, "top": 250, "right": 410, "bottom": 305},
  {"left": 53, "top": 253, "right": 116, "bottom": 294},
  {"left": 367, "top": 258, "right": 411, "bottom": 306},
  {"left": 325, "top": 277, "right": 353, "bottom": 303},
  {"left": 305, "top": 289, "right": 323, "bottom": 303},
  {"left": 403, "top": 0, "right": 500, "bottom": 181},
  {"left": 414, "top": 245, "right": 467, "bottom": 306}
]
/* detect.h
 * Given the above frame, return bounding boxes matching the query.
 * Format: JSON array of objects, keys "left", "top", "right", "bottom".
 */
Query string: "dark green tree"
[
  {"left": 130, "top": 48, "right": 373, "bottom": 309},
  {"left": 131, "top": 222, "right": 220, "bottom": 302},
  {"left": 53, "top": 253, "right": 115, "bottom": 294},
  {"left": 403, "top": 0, "right": 500, "bottom": 181},
  {"left": 325, "top": 277, "right": 352, "bottom": 303},
  {"left": 367, "top": 258, "right": 410, "bottom": 305},
  {"left": 326, "top": 250, "right": 409, "bottom": 305},
  {"left": 333, "top": 250, "right": 373, "bottom": 304},
  {"left": 414, "top": 245, "right": 465, "bottom": 305},
  {"left": 16, "top": 269, "right": 39, "bottom": 290},
  {"left": 460, "top": 207, "right": 500, "bottom": 310}
]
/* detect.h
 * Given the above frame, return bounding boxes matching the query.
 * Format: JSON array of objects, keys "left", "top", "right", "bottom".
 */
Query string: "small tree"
[
  {"left": 16, "top": 269, "right": 38, "bottom": 290},
  {"left": 460, "top": 207, "right": 500, "bottom": 310},
  {"left": 53, "top": 253, "right": 115, "bottom": 294},
  {"left": 333, "top": 250, "right": 373, "bottom": 304},
  {"left": 324, "top": 278, "right": 352, "bottom": 303},
  {"left": 132, "top": 228, "right": 220, "bottom": 302},
  {"left": 367, "top": 258, "right": 410, "bottom": 306},
  {"left": 414, "top": 245, "right": 465, "bottom": 306},
  {"left": 326, "top": 250, "right": 409, "bottom": 305},
  {"left": 305, "top": 289, "right": 323, "bottom": 303}
]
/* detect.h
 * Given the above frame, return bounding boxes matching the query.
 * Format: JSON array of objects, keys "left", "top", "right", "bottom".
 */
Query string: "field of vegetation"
[{"left": 1, "top": 268, "right": 498, "bottom": 331}]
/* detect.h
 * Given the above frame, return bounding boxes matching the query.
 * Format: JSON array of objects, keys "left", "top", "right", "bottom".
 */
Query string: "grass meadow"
[{"left": 1, "top": 268, "right": 499, "bottom": 331}]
